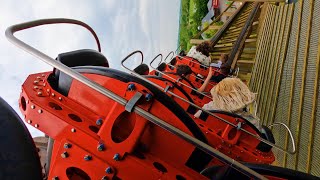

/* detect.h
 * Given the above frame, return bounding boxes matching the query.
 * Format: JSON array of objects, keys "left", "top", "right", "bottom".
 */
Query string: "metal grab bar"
[
  {"left": 268, "top": 122, "right": 296, "bottom": 154},
  {"left": 122, "top": 51, "right": 296, "bottom": 155},
  {"left": 149, "top": 60, "right": 213, "bottom": 99},
  {"left": 6, "top": 19, "right": 266, "bottom": 180},
  {"left": 149, "top": 53, "right": 163, "bottom": 68},
  {"left": 164, "top": 51, "right": 175, "bottom": 64}
]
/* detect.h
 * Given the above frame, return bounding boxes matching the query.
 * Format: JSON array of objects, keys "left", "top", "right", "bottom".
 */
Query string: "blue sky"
[{"left": 0, "top": 0, "right": 181, "bottom": 136}]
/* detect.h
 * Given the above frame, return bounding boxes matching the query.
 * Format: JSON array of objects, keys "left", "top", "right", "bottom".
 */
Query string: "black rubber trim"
[
  {"left": 199, "top": 110, "right": 262, "bottom": 136},
  {"left": 256, "top": 125, "right": 275, "bottom": 152},
  {"left": 61, "top": 66, "right": 207, "bottom": 143},
  {"left": 185, "top": 148, "right": 213, "bottom": 173},
  {"left": 143, "top": 75, "right": 194, "bottom": 103},
  {"left": 186, "top": 105, "right": 198, "bottom": 114},
  {"left": 0, "top": 97, "right": 42, "bottom": 180}
]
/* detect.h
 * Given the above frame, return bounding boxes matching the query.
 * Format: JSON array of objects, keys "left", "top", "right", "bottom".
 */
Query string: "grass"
[{"left": 178, "top": 0, "right": 209, "bottom": 51}]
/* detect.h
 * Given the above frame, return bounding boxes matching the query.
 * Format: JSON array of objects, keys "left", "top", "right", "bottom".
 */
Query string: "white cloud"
[{"left": 0, "top": 0, "right": 180, "bottom": 137}]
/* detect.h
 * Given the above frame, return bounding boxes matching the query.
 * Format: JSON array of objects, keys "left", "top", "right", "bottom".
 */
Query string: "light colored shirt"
[
  {"left": 210, "top": 61, "right": 222, "bottom": 68},
  {"left": 187, "top": 46, "right": 211, "bottom": 66}
]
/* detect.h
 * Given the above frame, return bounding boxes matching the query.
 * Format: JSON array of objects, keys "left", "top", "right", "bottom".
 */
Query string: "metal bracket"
[
  {"left": 164, "top": 85, "right": 171, "bottom": 93},
  {"left": 125, "top": 92, "right": 143, "bottom": 112}
]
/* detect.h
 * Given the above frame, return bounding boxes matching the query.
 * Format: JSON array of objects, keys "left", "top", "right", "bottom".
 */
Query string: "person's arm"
[{"left": 198, "top": 67, "right": 213, "bottom": 92}]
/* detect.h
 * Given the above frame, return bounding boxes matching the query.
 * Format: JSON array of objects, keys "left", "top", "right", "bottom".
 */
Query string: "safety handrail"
[
  {"left": 5, "top": 20, "right": 267, "bottom": 179},
  {"left": 149, "top": 56, "right": 213, "bottom": 99},
  {"left": 268, "top": 122, "right": 296, "bottom": 154},
  {"left": 164, "top": 51, "right": 175, "bottom": 64},
  {"left": 121, "top": 50, "right": 296, "bottom": 155},
  {"left": 149, "top": 53, "right": 163, "bottom": 68}
]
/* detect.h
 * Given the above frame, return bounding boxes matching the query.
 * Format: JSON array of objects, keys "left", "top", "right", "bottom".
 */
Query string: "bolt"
[
  {"left": 84, "top": 155, "right": 92, "bottom": 161},
  {"left": 113, "top": 153, "right": 120, "bottom": 161},
  {"left": 58, "top": 97, "right": 62, "bottom": 101},
  {"left": 71, "top": 128, "right": 76, "bottom": 133},
  {"left": 61, "top": 151, "right": 69, "bottom": 158},
  {"left": 96, "top": 118, "right": 103, "bottom": 126},
  {"left": 64, "top": 143, "right": 72, "bottom": 149},
  {"left": 97, "top": 144, "right": 105, "bottom": 151},
  {"left": 35, "top": 124, "right": 39, "bottom": 128},
  {"left": 34, "top": 86, "right": 39, "bottom": 89},
  {"left": 42, "top": 74, "right": 45, "bottom": 77},
  {"left": 52, "top": 176, "right": 59, "bottom": 180},
  {"left": 127, "top": 83, "right": 135, "bottom": 91},
  {"left": 34, "top": 80, "right": 39, "bottom": 84},
  {"left": 31, "top": 105, "right": 35, "bottom": 109},
  {"left": 105, "top": 167, "right": 112, "bottom": 174},
  {"left": 47, "top": 89, "right": 50, "bottom": 92},
  {"left": 51, "top": 93, "right": 55, "bottom": 97},
  {"left": 27, "top": 120, "right": 32, "bottom": 124},
  {"left": 145, "top": 93, "right": 153, "bottom": 101},
  {"left": 101, "top": 176, "right": 108, "bottom": 180},
  {"left": 38, "top": 109, "right": 43, "bottom": 114},
  {"left": 37, "top": 91, "right": 42, "bottom": 96}
]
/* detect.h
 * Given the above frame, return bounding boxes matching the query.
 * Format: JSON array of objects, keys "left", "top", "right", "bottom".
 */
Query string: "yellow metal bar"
[
  {"left": 294, "top": 0, "right": 314, "bottom": 170},
  {"left": 283, "top": 0, "right": 303, "bottom": 168},
  {"left": 306, "top": 9, "right": 320, "bottom": 173},
  {"left": 255, "top": 6, "right": 277, "bottom": 109},
  {"left": 261, "top": 5, "right": 284, "bottom": 122},
  {"left": 250, "top": 5, "right": 272, "bottom": 90},
  {"left": 265, "top": 5, "right": 288, "bottom": 124},
  {"left": 269, "top": 4, "right": 294, "bottom": 128},
  {"left": 257, "top": 7, "right": 280, "bottom": 123}
]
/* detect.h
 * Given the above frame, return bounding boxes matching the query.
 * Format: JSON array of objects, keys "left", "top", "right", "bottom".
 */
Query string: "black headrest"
[
  {"left": 133, "top": 64, "right": 149, "bottom": 75},
  {"left": 57, "top": 49, "right": 108, "bottom": 67}
]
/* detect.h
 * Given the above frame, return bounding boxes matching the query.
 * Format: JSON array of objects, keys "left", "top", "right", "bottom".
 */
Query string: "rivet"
[
  {"left": 71, "top": 128, "right": 76, "bottom": 133},
  {"left": 97, "top": 144, "right": 105, "bottom": 151},
  {"left": 127, "top": 83, "right": 135, "bottom": 91},
  {"left": 105, "top": 167, "right": 112, "bottom": 174},
  {"left": 34, "top": 86, "right": 39, "bottom": 89},
  {"left": 113, "top": 153, "right": 120, "bottom": 161},
  {"left": 26, "top": 100, "right": 29, "bottom": 104},
  {"left": 51, "top": 93, "right": 55, "bottom": 97},
  {"left": 61, "top": 151, "right": 69, "bottom": 158},
  {"left": 96, "top": 118, "right": 103, "bottom": 126},
  {"left": 27, "top": 120, "right": 32, "bottom": 124},
  {"left": 84, "top": 155, "right": 92, "bottom": 161},
  {"left": 37, "top": 76, "right": 41, "bottom": 79},
  {"left": 145, "top": 93, "right": 153, "bottom": 101},
  {"left": 43, "top": 83, "right": 46, "bottom": 87},
  {"left": 58, "top": 97, "right": 62, "bottom": 101},
  {"left": 35, "top": 124, "right": 39, "bottom": 128},
  {"left": 47, "top": 89, "right": 50, "bottom": 92},
  {"left": 101, "top": 176, "right": 108, "bottom": 180},
  {"left": 64, "top": 143, "right": 72, "bottom": 149},
  {"left": 31, "top": 105, "right": 35, "bottom": 109},
  {"left": 37, "top": 92, "right": 42, "bottom": 95},
  {"left": 34, "top": 80, "right": 39, "bottom": 84},
  {"left": 38, "top": 109, "right": 43, "bottom": 114},
  {"left": 52, "top": 176, "right": 59, "bottom": 180},
  {"left": 42, "top": 74, "right": 45, "bottom": 77}
]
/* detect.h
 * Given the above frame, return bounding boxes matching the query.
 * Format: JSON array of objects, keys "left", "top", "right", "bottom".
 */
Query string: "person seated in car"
[
  {"left": 194, "top": 77, "right": 260, "bottom": 129},
  {"left": 187, "top": 41, "right": 212, "bottom": 66},
  {"left": 210, "top": 53, "right": 230, "bottom": 83},
  {"left": 176, "top": 64, "right": 213, "bottom": 92}
]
